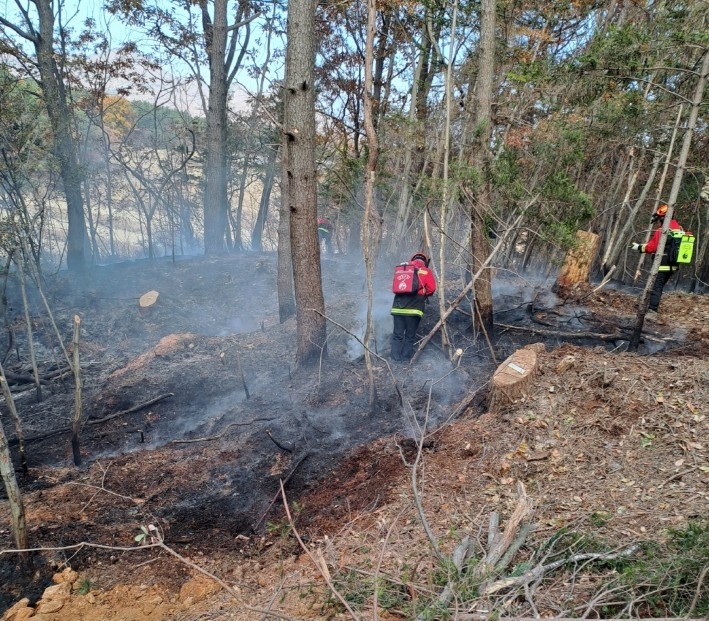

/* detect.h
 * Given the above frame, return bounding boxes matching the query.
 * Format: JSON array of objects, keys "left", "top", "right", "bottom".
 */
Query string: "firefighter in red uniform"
[
  {"left": 390, "top": 252, "right": 437, "bottom": 362},
  {"left": 630, "top": 203, "right": 682, "bottom": 319}
]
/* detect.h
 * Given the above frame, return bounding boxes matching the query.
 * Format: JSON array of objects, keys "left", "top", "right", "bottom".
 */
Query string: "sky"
[{"left": 60, "top": 0, "right": 263, "bottom": 115}]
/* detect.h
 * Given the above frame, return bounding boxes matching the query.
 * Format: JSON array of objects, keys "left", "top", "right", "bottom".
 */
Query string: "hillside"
[{"left": 1, "top": 252, "right": 708, "bottom": 621}]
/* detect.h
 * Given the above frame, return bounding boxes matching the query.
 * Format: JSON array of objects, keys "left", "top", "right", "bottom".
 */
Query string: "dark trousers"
[
  {"left": 649, "top": 270, "right": 675, "bottom": 311},
  {"left": 391, "top": 315, "right": 421, "bottom": 361}
]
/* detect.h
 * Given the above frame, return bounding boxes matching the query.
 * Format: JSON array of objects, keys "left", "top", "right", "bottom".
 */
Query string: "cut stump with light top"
[
  {"left": 554, "top": 230, "right": 599, "bottom": 293},
  {"left": 139, "top": 290, "right": 160, "bottom": 316},
  {"left": 489, "top": 343, "right": 545, "bottom": 413}
]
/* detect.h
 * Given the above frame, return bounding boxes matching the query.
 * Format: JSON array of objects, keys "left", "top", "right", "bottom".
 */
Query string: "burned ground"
[{"left": 1, "top": 253, "right": 708, "bottom": 620}]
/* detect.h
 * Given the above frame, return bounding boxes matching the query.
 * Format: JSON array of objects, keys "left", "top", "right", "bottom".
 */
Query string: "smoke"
[{"left": 345, "top": 289, "right": 393, "bottom": 361}]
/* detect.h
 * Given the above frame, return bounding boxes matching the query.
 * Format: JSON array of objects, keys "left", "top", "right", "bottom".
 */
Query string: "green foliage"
[
  {"left": 449, "top": 160, "right": 482, "bottom": 192},
  {"left": 590, "top": 511, "right": 611, "bottom": 527},
  {"left": 266, "top": 502, "right": 304, "bottom": 538},
  {"left": 76, "top": 577, "right": 96, "bottom": 595},
  {"left": 329, "top": 568, "right": 410, "bottom": 614},
  {"left": 604, "top": 520, "right": 709, "bottom": 617},
  {"left": 507, "top": 59, "right": 550, "bottom": 85},
  {"left": 542, "top": 171, "right": 592, "bottom": 216},
  {"left": 574, "top": 24, "right": 650, "bottom": 76},
  {"left": 490, "top": 151, "right": 527, "bottom": 203}
]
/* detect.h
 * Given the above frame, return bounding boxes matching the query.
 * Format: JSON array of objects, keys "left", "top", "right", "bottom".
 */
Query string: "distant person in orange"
[
  {"left": 629, "top": 203, "right": 682, "bottom": 319},
  {"left": 317, "top": 217, "right": 334, "bottom": 255}
]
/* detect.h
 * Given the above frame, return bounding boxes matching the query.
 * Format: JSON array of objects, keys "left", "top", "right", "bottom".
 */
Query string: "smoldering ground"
[
  {"left": 1, "top": 254, "right": 477, "bottom": 523},
  {"left": 1, "top": 251, "right": 701, "bottom": 614}
]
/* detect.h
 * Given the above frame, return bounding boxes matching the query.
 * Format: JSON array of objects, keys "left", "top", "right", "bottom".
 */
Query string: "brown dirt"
[{"left": 1, "top": 254, "right": 708, "bottom": 620}]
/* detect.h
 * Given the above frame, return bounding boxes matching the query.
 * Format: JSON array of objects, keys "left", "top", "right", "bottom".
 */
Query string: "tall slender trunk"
[
  {"left": 203, "top": 0, "right": 230, "bottom": 254},
  {"left": 469, "top": 0, "right": 496, "bottom": 340},
  {"left": 362, "top": 0, "right": 380, "bottom": 406},
  {"left": 35, "top": 0, "right": 87, "bottom": 270},
  {"left": 251, "top": 146, "right": 279, "bottom": 251}
]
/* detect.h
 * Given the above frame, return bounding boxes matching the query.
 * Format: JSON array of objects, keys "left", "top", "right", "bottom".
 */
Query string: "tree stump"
[
  {"left": 489, "top": 343, "right": 545, "bottom": 413},
  {"left": 554, "top": 230, "right": 599, "bottom": 292},
  {"left": 139, "top": 290, "right": 160, "bottom": 316}
]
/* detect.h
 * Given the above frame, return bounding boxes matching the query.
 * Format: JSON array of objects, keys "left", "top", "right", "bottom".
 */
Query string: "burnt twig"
[
  {"left": 252, "top": 450, "right": 312, "bottom": 533},
  {"left": 87, "top": 393, "right": 174, "bottom": 424}
]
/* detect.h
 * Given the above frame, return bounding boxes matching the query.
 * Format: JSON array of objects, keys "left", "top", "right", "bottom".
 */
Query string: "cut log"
[
  {"left": 554, "top": 230, "right": 599, "bottom": 293},
  {"left": 138, "top": 290, "right": 160, "bottom": 316},
  {"left": 489, "top": 343, "right": 545, "bottom": 413}
]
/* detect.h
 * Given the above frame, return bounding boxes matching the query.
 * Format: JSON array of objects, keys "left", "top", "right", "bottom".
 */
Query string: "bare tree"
[
  {"left": 107, "top": 0, "right": 258, "bottom": 255},
  {"left": 0, "top": 0, "right": 88, "bottom": 270}
]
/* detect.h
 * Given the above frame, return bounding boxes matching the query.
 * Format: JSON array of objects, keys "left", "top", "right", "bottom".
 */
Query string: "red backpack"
[{"left": 392, "top": 263, "right": 420, "bottom": 295}]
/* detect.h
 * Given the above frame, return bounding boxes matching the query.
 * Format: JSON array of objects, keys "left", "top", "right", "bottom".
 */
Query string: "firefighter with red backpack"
[{"left": 390, "top": 252, "right": 436, "bottom": 362}]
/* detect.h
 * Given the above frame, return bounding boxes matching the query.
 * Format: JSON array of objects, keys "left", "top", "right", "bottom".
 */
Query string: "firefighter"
[
  {"left": 629, "top": 203, "right": 682, "bottom": 319},
  {"left": 390, "top": 252, "right": 437, "bottom": 362}
]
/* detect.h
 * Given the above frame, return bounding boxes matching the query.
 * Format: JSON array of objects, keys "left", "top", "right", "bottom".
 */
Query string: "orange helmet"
[
  {"left": 411, "top": 252, "right": 430, "bottom": 267},
  {"left": 651, "top": 203, "right": 668, "bottom": 222}
]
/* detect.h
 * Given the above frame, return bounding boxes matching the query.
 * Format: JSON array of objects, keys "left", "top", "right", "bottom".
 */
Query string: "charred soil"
[{"left": 1, "top": 253, "right": 708, "bottom": 620}]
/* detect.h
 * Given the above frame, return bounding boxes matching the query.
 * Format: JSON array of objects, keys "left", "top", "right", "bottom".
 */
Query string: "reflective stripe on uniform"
[{"left": 391, "top": 307, "right": 424, "bottom": 317}]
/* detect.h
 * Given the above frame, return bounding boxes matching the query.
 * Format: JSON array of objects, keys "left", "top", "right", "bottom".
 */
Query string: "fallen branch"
[
  {"left": 171, "top": 417, "right": 276, "bottom": 444},
  {"left": 480, "top": 544, "right": 640, "bottom": 596},
  {"left": 497, "top": 322, "right": 628, "bottom": 342},
  {"left": 266, "top": 429, "right": 294, "bottom": 452},
  {"left": 418, "top": 536, "right": 472, "bottom": 619},
  {"left": 15, "top": 393, "right": 175, "bottom": 446},
  {"left": 3, "top": 365, "right": 72, "bottom": 385},
  {"left": 474, "top": 481, "right": 534, "bottom": 580},
  {"left": 87, "top": 393, "right": 174, "bottom": 424}
]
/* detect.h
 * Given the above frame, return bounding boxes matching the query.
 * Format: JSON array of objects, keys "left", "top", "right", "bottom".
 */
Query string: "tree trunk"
[
  {"left": 362, "top": 0, "right": 380, "bottom": 406},
  {"left": 468, "top": 0, "right": 496, "bottom": 340},
  {"left": 34, "top": 0, "right": 87, "bottom": 270},
  {"left": 0, "top": 415, "right": 27, "bottom": 551},
  {"left": 71, "top": 315, "right": 82, "bottom": 466},
  {"left": 276, "top": 176, "right": 295, "bottom": 322},
  {"left": 202, "top": 0, "right": 230, "bottom": 255},
  {"left": 602, "top": 151, "right": 662, "bottom": 275},
  {"left": 251, "top": 145, "right": 279, "bottom": 251},
  {"left": 282, "top": 0, "right": 326, "bottom": 365}
]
